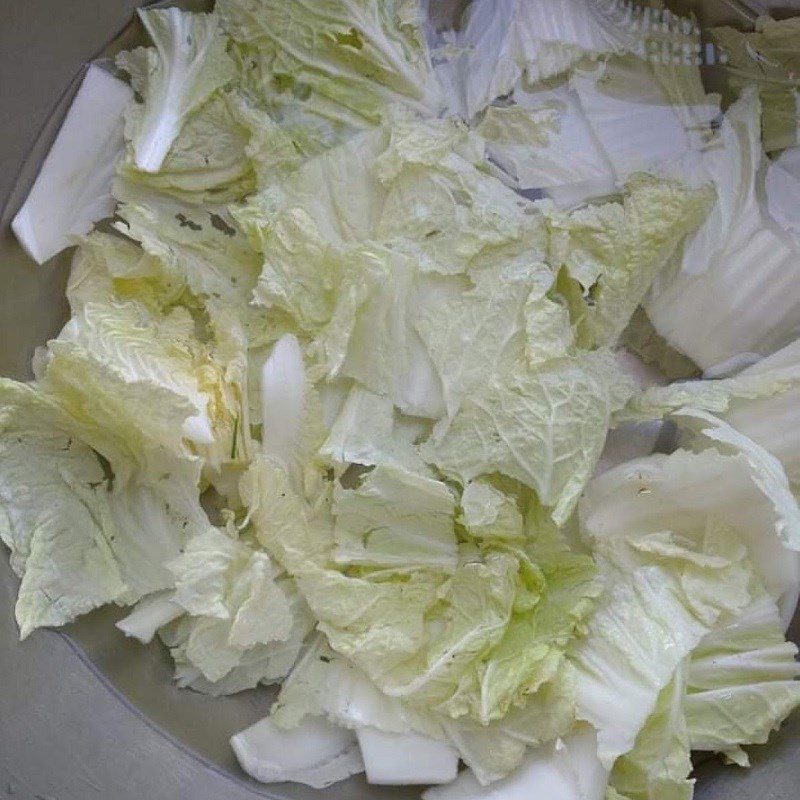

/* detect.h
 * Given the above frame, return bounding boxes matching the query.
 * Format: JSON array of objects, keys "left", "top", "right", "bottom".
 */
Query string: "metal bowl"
[{"left": 1, "top": 2, "right": 799, "bottom": 799}]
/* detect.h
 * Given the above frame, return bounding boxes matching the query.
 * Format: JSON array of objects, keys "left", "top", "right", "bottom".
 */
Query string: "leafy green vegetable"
[
  {"left": 156, "top": 527, "right": 314, "bottom": 692},
  {"left": 569, "top": 54, "right": 719, "bottom": 191},
  {"left": 622, "top": 338, "right": 800, "bottom": 498},
  {"left": 445, "top": 0, "right": 705, "bottom": 124},
  {"left": 114, "top": 182, "right": 261, "bottom": 309},
  {"left": 460, "top": 479, "right": 525, "bottom": 543},
  {"left": 712, "top": 17, "right": 800, "bottom": 152},
  {"left": 118, "top": 91, "right": 255, "bottom": 203},
  {"left": 609, "top": 666, "right": 694, "bottom": 800},
  {"left": 414, "top": 258, "right": 556, "bottom": 420},
  {"left": 422, "top": 348, "right": 635, "bottom": 525},
  {"left": 235, "top": 115, "right": 550, "bottom": 418},
  {"left": 0, "top": 382, "right": 208, "bottom": 638},
  {"left": 53, "top": 301, "right": 216, "bottom": 444},
  {"left": 118, "top": 8, "right": 235, "bottom": 173},
  {"left": 332, "top": 464, "right": 458, "bottom": 569},
  {"left": 603, "top": 587, "right": 800, "bottom": 797},
  {"left": 573, "top": 410, "right": 800, "bottom": 769},
  {"left": 545, "top": 174, "right": 715, "bottom": 348},
  {"left": 218, "top": 0, "right": 444, "bottom": 129},
  {"left": 270, "top": 632, "right": 578, "bottom": 784},
  {"left": 241, "top": 451, "right": 599, "bottom": 727},
  {"left": 685, "top": 592, "right": 800, "bottom": 761},
  {"left": 423, "top": 726, "right": 608, "bottom": 800},
  {"left": 646, "top": 90, "right": 800, "bottom": 373},
  {"left": 319, "top": 385, "right": 429, "bottom": 472},
  {"left": 473, "top": 39, "right": 719, "bottom": 209},
  {"left": 570, "top": 565, "right": 717, "bottom": 768},
  {"left": 581, "top": 426, "right": 800, "bottom": 624},
  {"left": 231, "top": 714, "right": 364, "bottom": 788}
]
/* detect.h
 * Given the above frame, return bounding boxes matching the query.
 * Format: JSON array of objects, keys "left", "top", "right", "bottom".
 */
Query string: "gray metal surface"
[{"left": 1, "top": 2, "right": 799, "bottom": 800}]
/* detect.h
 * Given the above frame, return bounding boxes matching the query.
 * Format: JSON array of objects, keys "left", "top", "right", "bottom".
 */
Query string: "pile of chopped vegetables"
[{"left": 4, "top": 1, "right": 800, "bottom": 798}]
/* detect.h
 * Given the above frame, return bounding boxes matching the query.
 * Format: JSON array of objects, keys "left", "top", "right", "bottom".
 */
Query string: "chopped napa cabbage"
[
  {"left": 545, "top": 174, "right": 714, "bottom": 347},
  {"left": 217, "top": 0, "right": 444, "bottom": 130},
  {"left": 622, "top": 338, "right": 800, "bottom": 489},
  {"left": 723, "top": 349, "right": 800, "bottom": 488},
  {"left": 269, "top": 635, "right": 444, "bottom": 734},
  {"left": 11, "top": 65, "right": 132, "bottom": 265},
  {"left": 600, "top": 587, "right": 800, "bottom": 794},
  {"left": 569, "top": 566, "right": 719, "bottom": 768},
  {"left": 766, "top": 145, "right": 800, "bottom": 237},
  {"left": 621, "top": 336, "right": 800, "bottom": 421},
  {"left": 332, "top": 464, "right": 458, "bottom": 569},
  {"left": 608, "top": 666, "right": 694, "bottom": 800},
  {"left": 116, "top": 590, "right": 182, "bottom": 644},
  {"left": 421, "top": 348, "right": 635, "bottom": 525},
  {"left": 569, "top": 53, "right": 719, "bottom": 190},
  {"left": 573, "top": 412, "right": 800, "bottom": 767},
  {"left": 269, "top": 635, "right": 577, "bottom": 784},
  {"left": 241, "top": 454, "right": 599, "bottom": 725},
  {"left": 580, "top": 425, "right": 800, "bottom": 625},
  {"left": 711, "top": 17, "right": 800, "bottom": 153},
  {"left": 646, "top": 89, "right": 800, "bottom": 372},
  {"left": 277, "top": 634, "right": 577, "bottom": 786},
  {"left": 460, "top": 479, "right": 525, "bottom": 543},
  {"left": 153, "top": 528, "right": 313, "bottom": 692},
  {"left": 118, "top": 8, "right": 235, "bottom": 173},
  {"left": 475, "top": 39, "right": 718, "bottom": 207},
  {"left": 113, "top": 181, "right": 262, "bottom": 312},
  {"left": 231, "top": 715, "right": 364, "bottom": 787},
  {"left": 236, "top": 114, "right": 530, "bottom": 297},
  {"left": 413, "top": 261, "right": 557, "bottom": 420},
  {"left": 64, "top": 231, "right": 178, "bottom": 314},
  {"left": 423, "top": 726, "right": 608, "bottom": 800},
  {"left": 6, "top": 0, "right": 800, "bottom": 793},
  {"left": 475, "top": 81, "right": 617, "bottom": 206},
  {"left": 315, "top": 547, "right": 515, "bottom": 716},
  {"left": 260, "top": 333, "right": 307, "bottom": 466},
  {"left": 223, "top": 90, "right": 335, "bottom": 190},
  {"left": 235, "top": 115, "right": 547, "bottom": 416},
  {"left": 356, "top": 727, "right": 459, "bottom": 785},
  {"left": 438, "top": 670, "right": 578, "bottom": 784},
  {"left": 446, "top": 0, "right": 697, "bottom": 120},
  {"left": 0, "top": 383, "right": 210, "bottom": 638},
  {"left": 685, "top": 592, "right": 800, "bottom": 762},
  {"left": 671, "top": 409, "right": 800, "bottom": 555},
  {"left": 52, "top": 301, "right": 216, "bottom": 445},
  {"left": 319, "top": 385, "right": 429, "bottom": 472},
  {"left": 117, "top": 90, "right": 255, "bottom": 204},
  {"left": 38, "top": 290, "right": 249, "bottom": 485},
  {"left": 1, "top": 351, "right": 202, "bottom": 518}
]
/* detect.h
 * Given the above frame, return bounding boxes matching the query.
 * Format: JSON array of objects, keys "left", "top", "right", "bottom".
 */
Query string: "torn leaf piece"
[
  {"left": 217, "top": 0, "right": 444, "bottom": 129},
  {"left": 685, "top": 593, "right": 800, "bottom": 761},
  {"left": 332, "top": 465, "right": 458, "bottom": 570},
  {"left": 159, "top": 527, "right": 314, "bottom": 692},
  {"left": 118, "top": 8, "right": 235, "bottom": 173},
  {"left": 422, "top": 348, "right": 635, "bottom": 525},
  {"left": 0, "top": 416, "right": 199, "bottom": 639}
]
